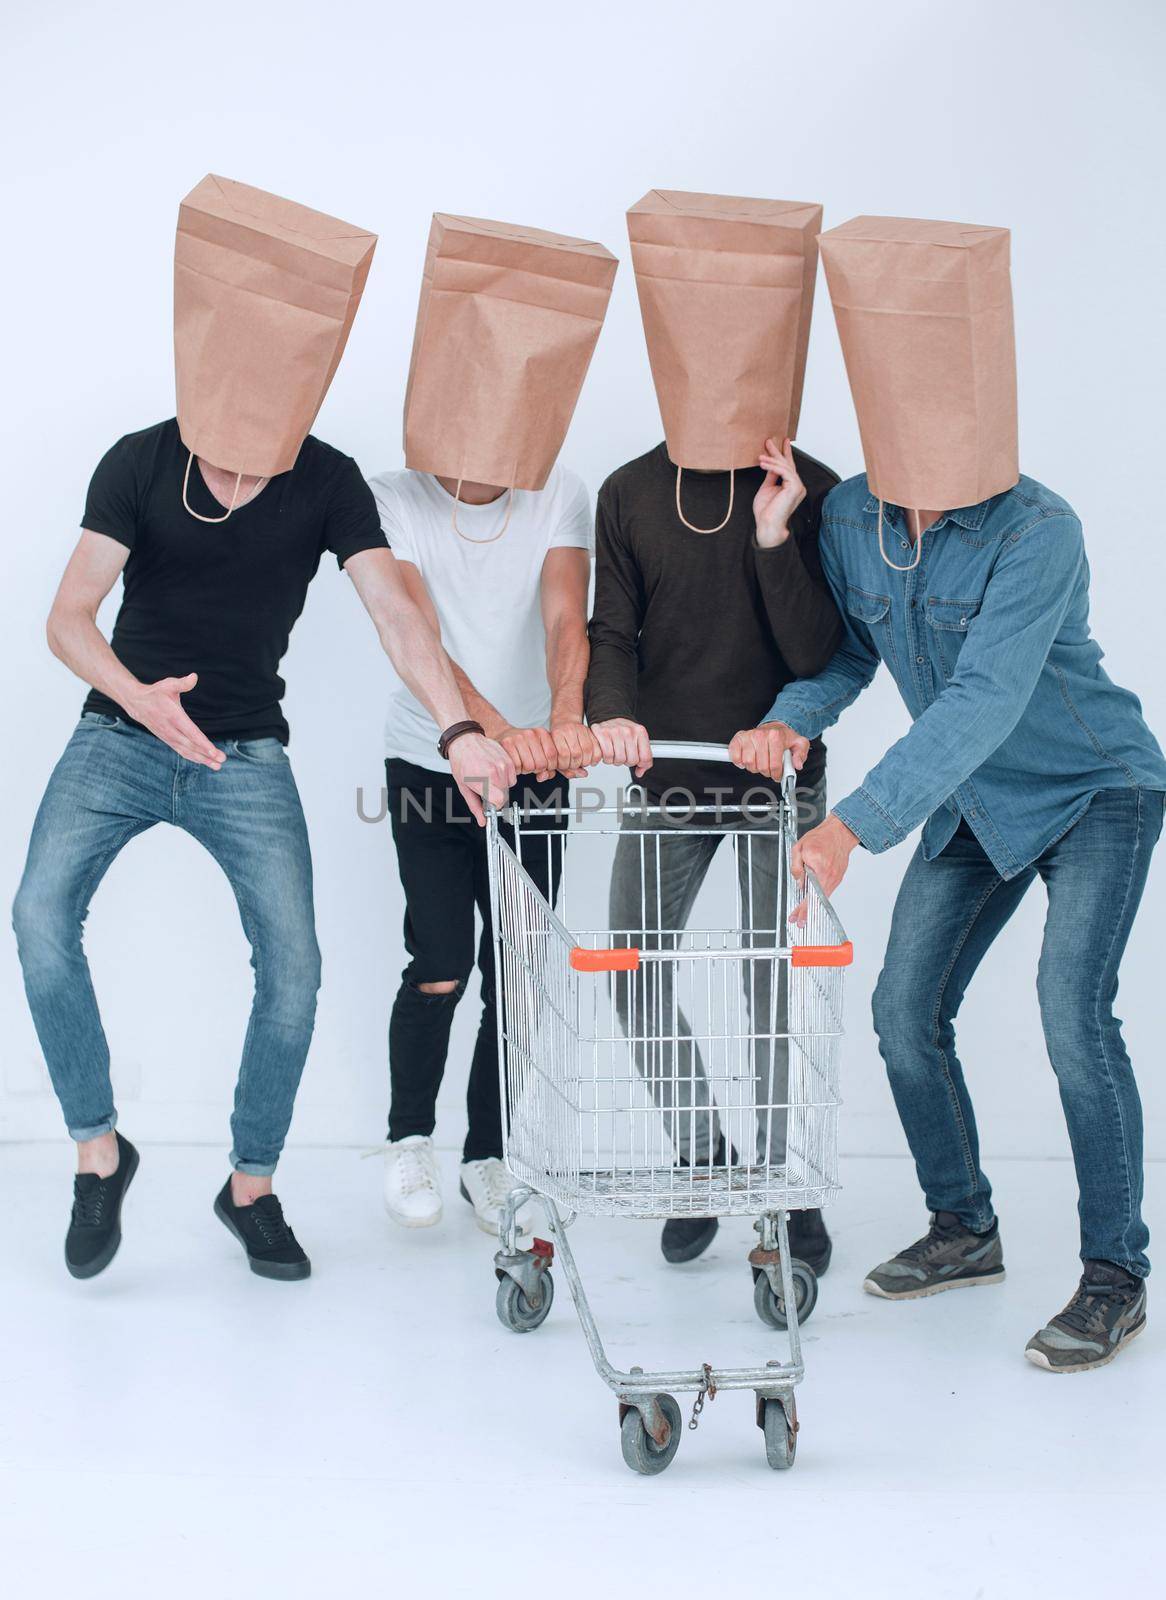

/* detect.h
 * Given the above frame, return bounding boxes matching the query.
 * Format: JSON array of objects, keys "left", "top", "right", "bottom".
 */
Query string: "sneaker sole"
[
  {"left": 213, "top": 1196, "right": 311, "bottom": 1280},
  {"left": 1024, "top": 1319, "right": 1145, "bottom": 1374},
  {"left": 384, "top": 1203, "right": 443, "bottom": 1229},
  {"left": 863, "top": 1268, "right": 1006, "bottom": 1300},
  {"left": 65, "top": 1142, "right": 140, "bottom": 1280}
]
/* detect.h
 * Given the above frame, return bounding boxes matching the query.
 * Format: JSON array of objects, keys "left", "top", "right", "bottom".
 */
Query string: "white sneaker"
[
  {"left": 458, "top": 1157, "right": 528, "bottom": 1236},
  {"left": 382, "top": 1136, "right": 443, "bottom": 1228}
]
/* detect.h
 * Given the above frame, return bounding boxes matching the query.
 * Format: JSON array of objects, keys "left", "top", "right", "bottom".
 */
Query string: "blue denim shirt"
[{"left": 767, "top": 473, "right": 1166, "bottom": 878}]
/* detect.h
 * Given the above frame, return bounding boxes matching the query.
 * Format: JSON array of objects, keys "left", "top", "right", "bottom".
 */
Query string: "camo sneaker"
[
  {"left": 1025, "top": 1262, "right": 1146, "bottom": 1374},
  {"left": 863, "top": 1210, "right": 1005, "bottom": 1300}
]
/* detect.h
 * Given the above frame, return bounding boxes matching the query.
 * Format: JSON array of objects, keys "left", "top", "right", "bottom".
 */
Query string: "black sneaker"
[
  {"left": 213, "top": 1181, "right": 311, "bottom": 1281},
  {"left": 863, "top": 1211, "right": 1005, "bottom": 1299},
  {"left": 660, "top": 1139, "right": 732, "bottom": 1264},
  {"left": 65, "top": 1133, "right": 139, "bottom": 1279},
  {"left": 1025, "top": 1262, "right": 1147, "bottom": 1374},
  {"left": 787, "top": 1208, "right": 832, "bottom": 1275},
  {"left": 661, "top": 1215, "right": 719, "bottom": 1264}
]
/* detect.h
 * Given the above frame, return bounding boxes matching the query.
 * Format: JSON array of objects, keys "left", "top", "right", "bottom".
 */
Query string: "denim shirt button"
[{"left": 916, "top": 656, "right": 924, "bottom": 664}]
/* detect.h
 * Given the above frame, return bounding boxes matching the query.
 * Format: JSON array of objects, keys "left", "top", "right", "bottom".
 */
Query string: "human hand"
[
  {"left": 124, "top": 674, "right": 224, "bottom": 770},
  {"left": 448, "top": 733, "right": 517, "bottom": 824},
  {"left": 790, "top": 814, "right": 859, "bottom": 925},
  {"left": 728, "top": 720, "right": 810, "bottom": 780},
  {"left": 550, "top": 718, "right": 602, "bottom": 778},
  {"left": 753, "top": 437, "right": 806, "bottom": 549},
  {"left": 498, "top": 725, "right": 560, "bottom": 783},
  {"left": 591, "top": 717, "right": 653, "bottom": 778}
]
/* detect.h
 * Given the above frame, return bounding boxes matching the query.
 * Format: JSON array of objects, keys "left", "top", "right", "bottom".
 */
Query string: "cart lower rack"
[{"left": 486, "top": 741, "right": 852, "bottom": 1473}]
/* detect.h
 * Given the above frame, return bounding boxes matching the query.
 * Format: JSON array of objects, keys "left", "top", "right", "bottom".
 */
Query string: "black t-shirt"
[
  {"left": 81, "top": 418, "right": 387, "bottom": 743},
  {"left": 585, "top": 442, "right": 843, "bottom": 804}
]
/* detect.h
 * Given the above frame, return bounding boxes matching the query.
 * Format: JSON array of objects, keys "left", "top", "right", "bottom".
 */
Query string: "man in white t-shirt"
[{"left": 367, "top": 462, "right": 598, "bottom": 1233}]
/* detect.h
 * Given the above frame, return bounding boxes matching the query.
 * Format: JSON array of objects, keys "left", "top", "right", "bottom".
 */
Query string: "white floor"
[{"left": 3, "top": 1144, "right": 1163, "bottom": 1597}]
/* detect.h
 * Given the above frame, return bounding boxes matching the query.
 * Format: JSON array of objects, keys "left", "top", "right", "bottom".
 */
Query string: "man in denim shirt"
[{"left": 733, "top": 471, "right": 1166, "bottom": 1371}]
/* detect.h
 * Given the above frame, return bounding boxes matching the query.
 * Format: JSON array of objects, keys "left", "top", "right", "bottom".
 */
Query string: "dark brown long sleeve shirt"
[{"left": 585, "top": 441, "right": 842, "bottom": 803}]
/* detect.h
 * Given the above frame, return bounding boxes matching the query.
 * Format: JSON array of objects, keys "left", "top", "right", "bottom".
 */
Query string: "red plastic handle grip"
[
  {"left": 570, "top": 946, "right": 641, "bottom": 973},
  {"left": 791, "top": 940, "right": 854, "bottom": 968}
]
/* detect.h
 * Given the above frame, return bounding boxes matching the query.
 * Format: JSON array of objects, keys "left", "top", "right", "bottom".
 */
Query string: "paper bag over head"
[
  {"left": 174, "top": 174, "right": 377, "bottom": 478},
  {"left": 819, "top": 215, "right": 1019, "bottom": 511},
  {"left": 403, "top": 214, "right": 618, "bottom": 492},
  {"left": 627, "top": 189, "right": 823, "bottom": 471}
]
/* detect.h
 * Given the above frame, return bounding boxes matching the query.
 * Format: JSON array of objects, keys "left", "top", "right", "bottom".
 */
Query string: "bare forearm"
[
  {"left": 375, "top": 605, "right": 467, "bottom": 732},
  {"left": 447, "top": 660, "right": 508, "bottom": 739},
  {"left": 547, "top": 615, "right": 589, "bottom": 724},
  {"left": 47, "top": 604, "right": 145, "bottom": 716},
  {"left": 346, "top": 549, "right": 470, "bottom": 734}
]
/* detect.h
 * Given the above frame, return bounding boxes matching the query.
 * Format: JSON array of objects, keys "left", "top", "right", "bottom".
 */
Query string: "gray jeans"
[{"left": 608, "top": 780, "right": 827, "bottom": 1166}]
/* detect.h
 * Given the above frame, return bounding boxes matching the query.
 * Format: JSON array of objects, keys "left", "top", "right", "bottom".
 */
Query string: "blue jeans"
[
  {"left": 871, "top": 787, "right": 1164, "bottom": 1277},
  {"left": 12, "top": 714, "right": 321, "bottom": 1174}
]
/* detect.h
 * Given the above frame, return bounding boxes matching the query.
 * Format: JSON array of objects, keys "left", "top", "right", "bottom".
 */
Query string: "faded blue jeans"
[
  {"left": 12, "top": 714, "right": 321, "bottom": 1174},
  {"left": 872, "top": 787, "right": 1163, "bottom": 1277}
]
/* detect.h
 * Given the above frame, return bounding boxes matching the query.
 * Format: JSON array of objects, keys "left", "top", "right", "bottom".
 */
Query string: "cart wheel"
[
  {"left": 760, "top": 1396, "right": 798, "bottom": 1470},
  {"left": 753, "top": 1259, "right": 818, "bottom": 1330},
  {"left": 495, "top": 1271, "right": 554, "bottom": 1333},
  {"left": 619, "top": 1395, "right": 682, "bottom": 1476}
]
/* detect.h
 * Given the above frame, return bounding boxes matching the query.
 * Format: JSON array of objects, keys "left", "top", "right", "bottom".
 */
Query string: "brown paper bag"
[
  {"left": 403, "top": 214, "right": 617, "bottom": 491},
  {"left": 819, "top": 216, "right": 1019, "bottom": 511},
  {"left": 175, "top": 175, "right": 377, "bottom": 478},
  {"left": 627, "top": 190, "right": 823, "bottom": 471}
]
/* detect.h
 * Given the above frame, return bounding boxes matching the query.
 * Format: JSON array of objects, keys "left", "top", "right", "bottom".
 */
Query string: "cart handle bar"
[
  {"left": 646, "top": 741, "right": 798, "bottom": 803},
  {"left": 570, "top": 941, "right": 853, "bottom": 973}
]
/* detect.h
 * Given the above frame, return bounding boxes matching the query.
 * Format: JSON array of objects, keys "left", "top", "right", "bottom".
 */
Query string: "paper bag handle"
[
  {"left": 450, "top": 478, "right": 516, "bottom": 544},
  {"left": 877, "top": 499, "right": 924, "bottom": 572},
  {"left": 675, "top": 465, "right": 735, "bottom": 534},
  {"left": 179, "top": 451, "right": 268, "bottom": 524}
]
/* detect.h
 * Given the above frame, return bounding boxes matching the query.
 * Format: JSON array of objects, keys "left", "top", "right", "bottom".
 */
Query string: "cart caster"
[
  {"left": 757, "top": 1394, "right": 798, "bottom": 1470},
  {"left": 495, "top": 1270, "right": 554, "bottom": 1332},
  {"left": 753, "top": 1259, "right": 817, "bottom": 1330},
  {"left": 619, "top": 1394, "right": 682, "bottom": 1476}
]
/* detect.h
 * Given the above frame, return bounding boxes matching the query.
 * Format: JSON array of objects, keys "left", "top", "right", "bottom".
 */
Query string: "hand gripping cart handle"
[{"left": 485, "top": 737, "right": 853, "bottom": 1473}]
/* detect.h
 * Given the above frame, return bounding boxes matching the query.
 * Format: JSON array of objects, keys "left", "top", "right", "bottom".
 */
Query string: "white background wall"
[{"left": 2, "top": 0, "right": 1163, "bottom": 1170}]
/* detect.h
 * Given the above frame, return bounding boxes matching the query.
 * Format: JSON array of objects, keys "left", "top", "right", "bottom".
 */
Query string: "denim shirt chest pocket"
[
  {"left": 925, "top": 596, "right": 983, "bottom": 680},
  {"left": 845, "top": 584, "right": 898, "bottom": 674}
]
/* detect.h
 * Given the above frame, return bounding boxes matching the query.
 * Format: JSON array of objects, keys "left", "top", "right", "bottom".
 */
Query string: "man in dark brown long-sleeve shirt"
[{"left": 586, "top": 435, "right": 843, "bottom": 1268}]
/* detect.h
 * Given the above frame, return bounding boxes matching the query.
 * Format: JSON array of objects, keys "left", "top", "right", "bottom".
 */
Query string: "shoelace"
[
  {"left": 249, "top": 1196, "right": 292, "bottom": 1250},
  {"left": 360, "top": 1142, "right": 440, "bottom": 1197},
  {"left": 470, "top": 1160, "right": 513, "bottom": 1209},
  {"left": 1054, "top": 1275, "right": 1139, "bottom": 1336},
  {"left": 71, "top": 1179, "right": 108, "bottom": 1229},
  {"left": 396, "top": 1147, "right": 437, "bottom": 1198},
  {"left": 895, "top": 1219, "right": 958, "bottom": 1264}
]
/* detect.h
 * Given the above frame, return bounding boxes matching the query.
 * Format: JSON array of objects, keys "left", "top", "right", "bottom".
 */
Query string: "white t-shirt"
[{"left": 368, "top": 464, "right": 593, "bottom": 772}]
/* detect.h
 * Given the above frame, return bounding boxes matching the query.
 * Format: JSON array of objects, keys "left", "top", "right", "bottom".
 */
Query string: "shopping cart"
[{"left": 485, "top": 742, "right": 852, "bottom": 1474}]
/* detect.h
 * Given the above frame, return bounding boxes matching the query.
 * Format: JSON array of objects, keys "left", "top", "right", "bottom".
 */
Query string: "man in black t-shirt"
[
  {"left": 12, "top": 419, "right": 514, "bottom": 1283},
  {"left": 586, "top": 435, "right": 843, "bottom": 1269}
]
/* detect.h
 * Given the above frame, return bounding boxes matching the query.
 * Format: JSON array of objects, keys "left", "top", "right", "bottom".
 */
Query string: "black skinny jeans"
[{"left": 386, "top": 759, "right": 567, "bottom": 1161}]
